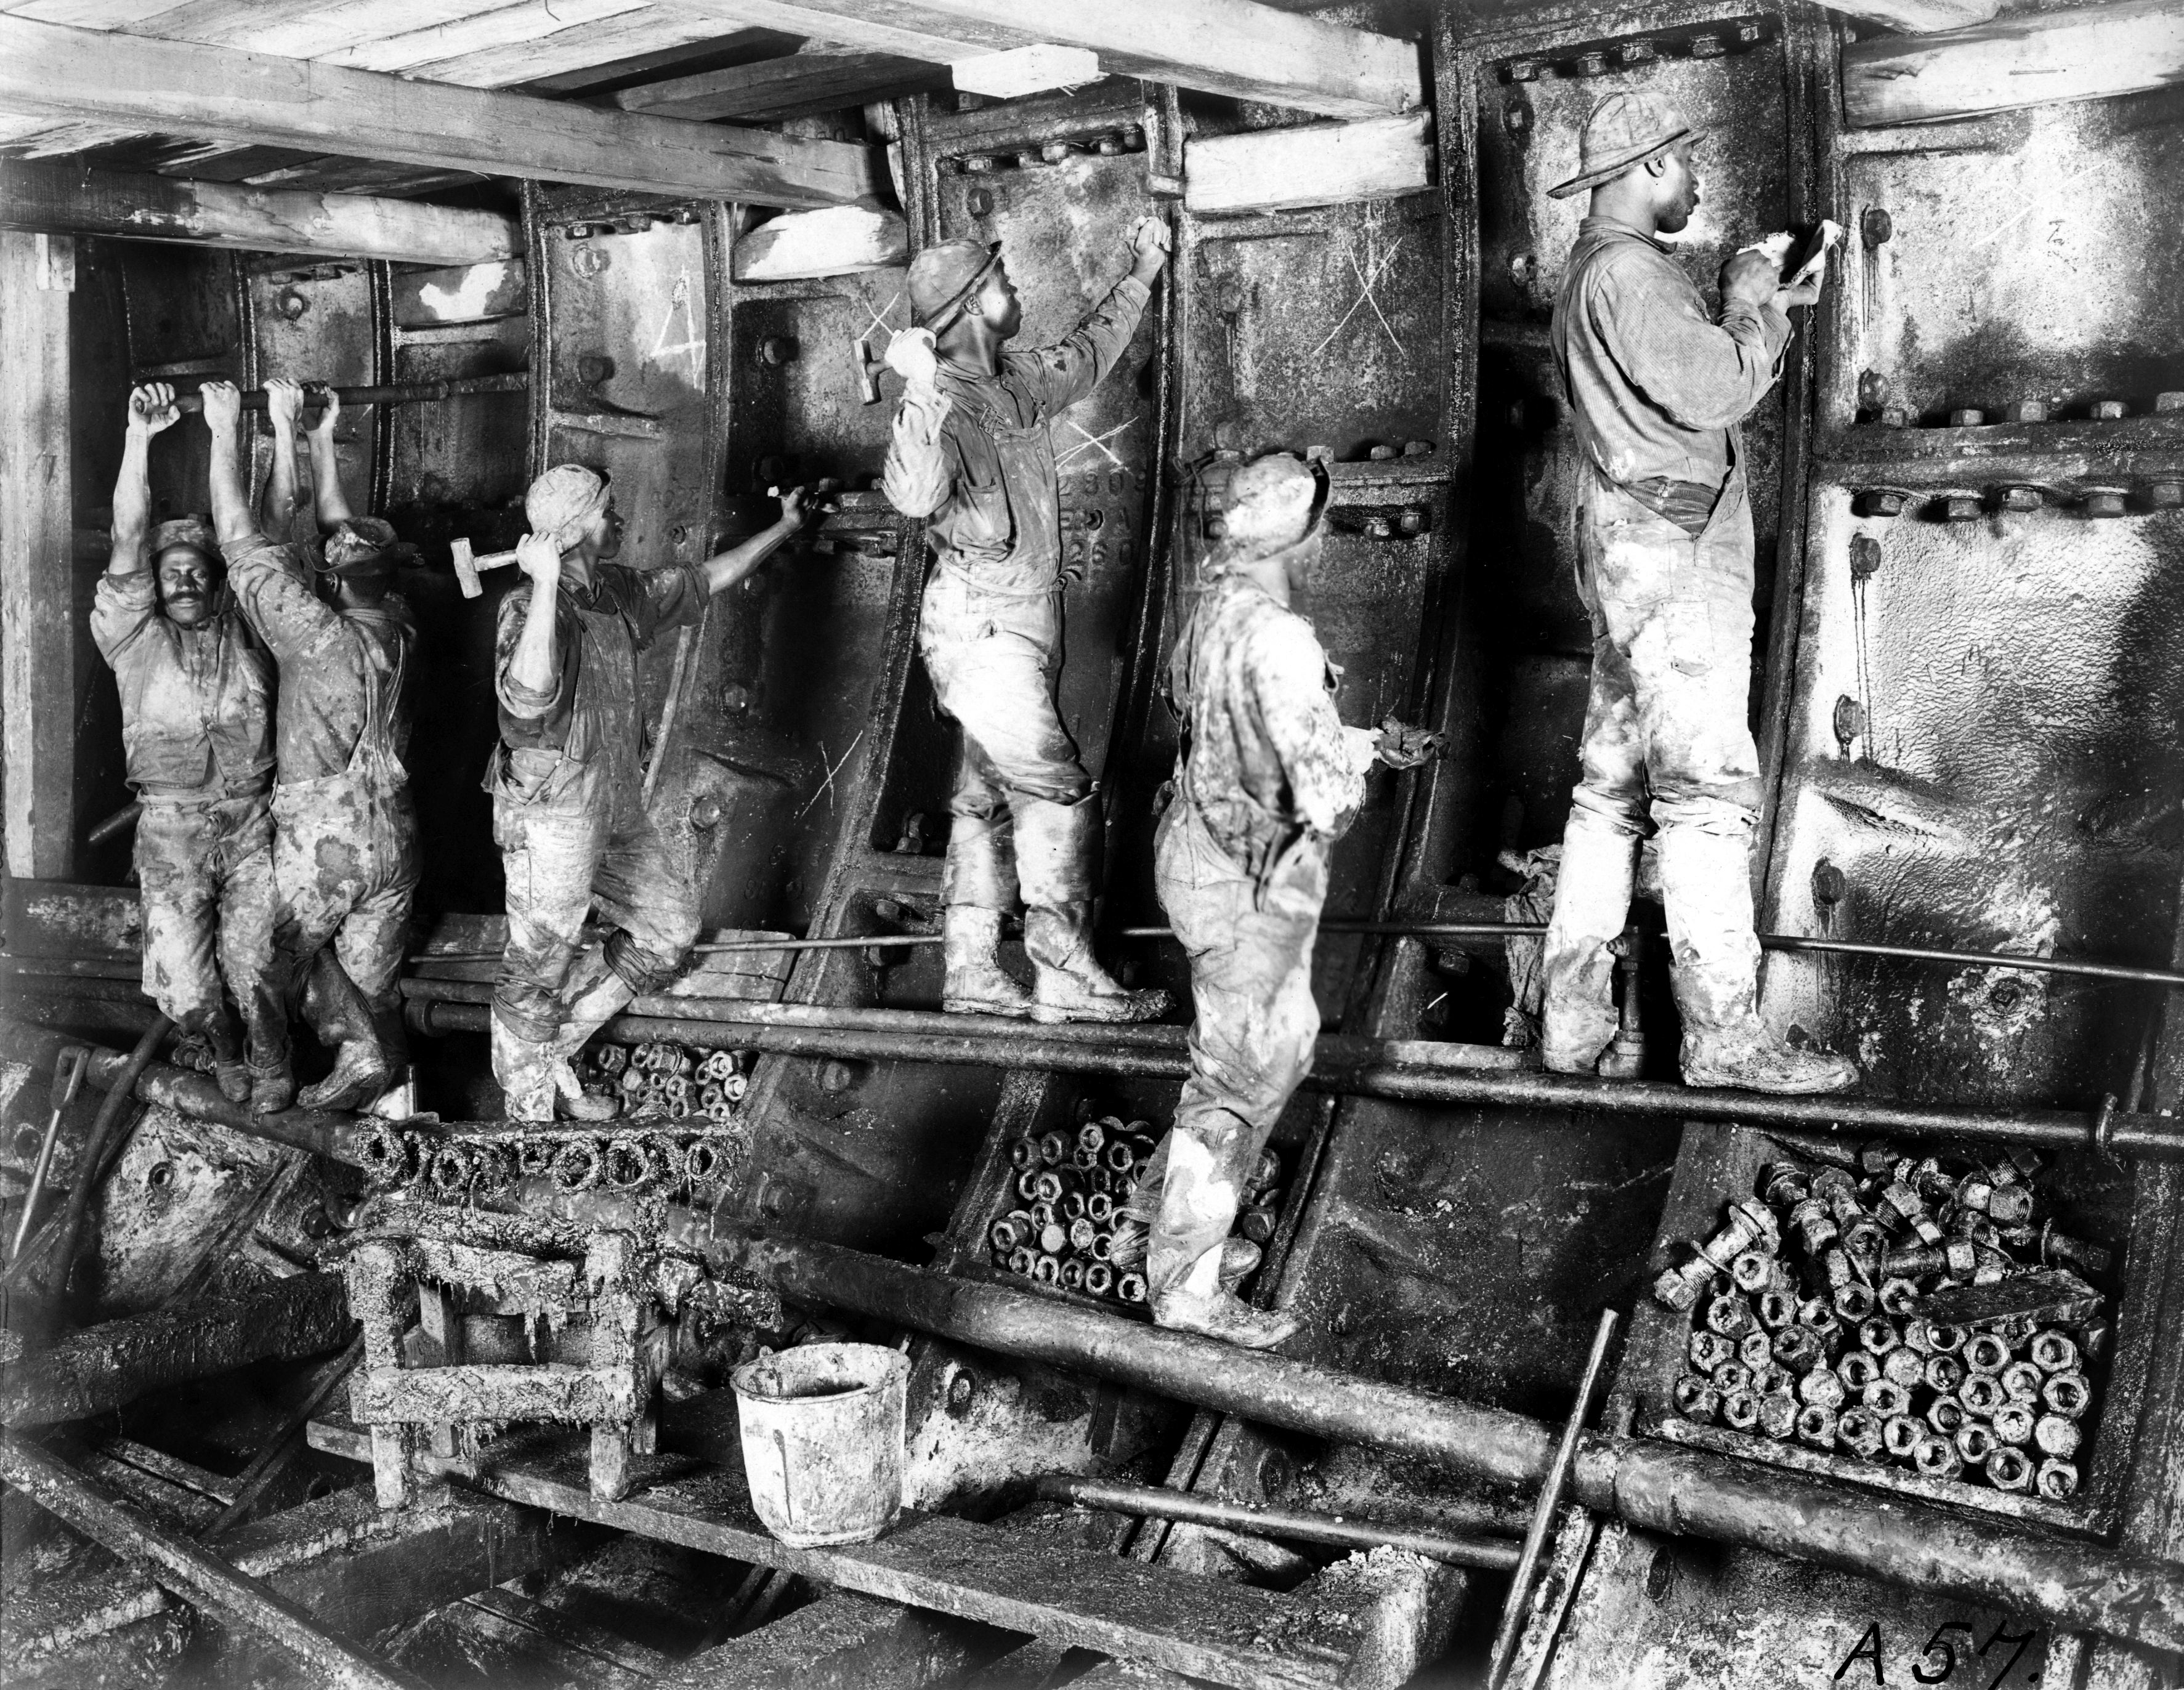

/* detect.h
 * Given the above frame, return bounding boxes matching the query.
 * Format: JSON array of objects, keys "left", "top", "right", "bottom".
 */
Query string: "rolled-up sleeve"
[
  {"left": 494, "top": 588, "right": 565, "bottom": 722},
  {"left": 1022, "top": 274, "right": 1151, "bottom": 414},
  {"left": 882, "top": 386, "right": 955, "bottom": 519},
  {"left": 1252, "top": 619, "right": 1369, "bottom": 839},
  {"left": 1592, "top": 257, "right": 1790, "bottom": 433},
  {"left": 91, "top": 571, "right": 158, "bottom": 665}
]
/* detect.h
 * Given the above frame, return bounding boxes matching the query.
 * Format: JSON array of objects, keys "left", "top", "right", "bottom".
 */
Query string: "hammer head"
[
  {"left": 451, "top": 536, "right": 482, "bottom": 599},
  {"left": 851, "top": 338, "right": 883, "bottom": 406}
]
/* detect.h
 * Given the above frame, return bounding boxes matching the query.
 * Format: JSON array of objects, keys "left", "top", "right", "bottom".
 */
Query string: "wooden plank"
[
  {"left": 0, "top": 14, "right": 878, "bottom": 209},
  {"left": 410, "top": 6, "right": 789, "bottom": 88},
  {"left": 124, "top": 0, "right": 520, "bottom": 55},
  {"left": 1823, "top": 0, "right": 1999, "bottom": 33},
  {"left": 307, "top": 1420, "right": 1357, "bottom": 1690},
  {"left": 1842, "top": 0, "right": 2184, "bottom": 127},
  {"left": 516, "top": 25, "right": 795, "bottom": 94},
  {"left": 0, "top": 229, "right": 73, "bottom": 883},
  {"left": 0, "top": 159, "right": 518, "bottom": 265},
  {"left": 616, "top": 47, "right": 946, "bottom": 121},
  {"left": 681, "top": 0, "right": 1425, "bottom": 118},
  {"left": 318, "top": 0, "right": 657, "bottom": 73},
  {"left": 1184, "top": 112, "right": 1430, "bottom": 216},
  {"left": 732, "top": 204, "right": 907, "bottom": 281}
]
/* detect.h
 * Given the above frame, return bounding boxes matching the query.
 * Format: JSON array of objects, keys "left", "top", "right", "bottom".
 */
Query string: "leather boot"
[
  {"left": 551, "top": 1058, "right": 620, "bottom": 1123},
  {"left": 1657, "top": 822, "right": 1858, "bottom": 1095},
  {"left": 1541, "top": 809, "right": 1640, "bottom": 1075},
  {"left": 297, "top": 952, "right": 391, "bottom": 1110},
  {"left": 1014, "top": 794, "right": 1170, "bottom": 1024},
  {"left": 249, "top": 1062, "right": 296, "bottom": 1116},
  {"left": 941, "top": 906, "right": 1033, "bottom": 1017},
  {"left": 538, "top": 966, "right": 634, "bottom": 1121},
  {"left": 1151, "top": 1248, "right": 1299, "bottom": 1350}
]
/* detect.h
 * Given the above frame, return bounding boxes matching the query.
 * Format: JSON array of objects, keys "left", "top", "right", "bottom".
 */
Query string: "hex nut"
[
  {"left": 1880, "top": 1278, "right": 1920, "bottom": 1317},
  {"left": 1758, "top": 1290, "right": 1798, "bottom": 1332},
  {"left": 1999, "top": 485, "right": 2042, "bottom": 513},
  {"left": 1689, "top": 1330, "right": 1733, "bottom": 1373},
  {"left": 1799, "top": 1366, "right": 1846, "bottom": 1410},
  {"left": 1924, "top": 1354, "right": 1966, "bottom": 1396},
  {"left": 1927, "top": 1324, "right": 1965, "bottom": 1354},
  {"left": 1838, "top": 1407, "right": 1885, "bottom": 1460},
  {"left": 1713, "top": 1360, "right": 1753, "bottom": 1396},
  {"left": 1840, "top": 1351, "right": 1880, "bottom": 1393},
  {"left": 1882, "top": 1413, "right": 1925, "bottom": 1459},
  {"left": 1964, "top": 1332, "right": 2011, "bottom": 1375},
  {"left": 1944, "top": 495, "right": 1982, "bottom": 523},
  {"left": 1882, "top": 1346, "right": 1925, "bottom": 1389},
  {"left": 1864, "top": 1379, "right": 1912, "bottom": 1418},
  {"left": 2036, "top": 1458, "right": 2080, "bottom": 1500},
  {"left": 1992, "top": 1403, "right": 2036, "bottom": 1447},
  {"left": 1999, "top": 400, "right": 2049, "bottom": 423},
  {"left": 1859, "top": 1316, "right": 1900, "bottom": 1356},
  {"left": 1914, "top": 1435, "right": 1964, "bottom": 1481},
  {"left": 1955, "top": 1421, "right": 1996, "bottom": 1466},
  {"left": 2034, "top": 1413, "right": 2082, "bottom": 1458},
  {"left": 1739, "top": 1330, "right": 1774, "bottom": 1371},
  {"left": 1835, "top": 1282, "right": 1878, "bottom": 1322},
  {"left": 1731, "top": 1250, "right": 1773, "bottom": 1293},
  {"left": 2091, "top": 399, "right": 2128, "bottom": 420},
  {"left": 1988, "top": 1446, "right": 2034, "bottom": 1491},
  {"left": 2029, "top": 1330, "right": 2078, "bottom": 1373},
  {"left": 1926, "top": 1394, "right": 1965, "bottom": 1437},
  {"left": 1797, "top": 1404, "right": 1837, "bottom": 1447},
  {"left": 2001, "top": 1360, "right": 2045, "bottom": 1404},
  {"left": 1722, "top": 1389, "right": 1761, "bottom": 1431},
  {"left": 1773, "top": 1326, "right": 1821, "bottom": 1372},
  {"left": 1673, "top": 1374, "right": 1721, "bottom": 1420},
  {"left": 1755, "top": 1365, "right": 1796, "bottom": 1399},
  {"left": 1962, "top": 1373, "right": 2007, "bottom": 1415},
  {"left": 1758, "top": 1393, "right": 1798, "bottom": 1440},
  {"left": 1949, "top": 410, "right": 1986, "bottom": 428},
  {"left": 1800, "top": 1298, "right": 1840, "bottom": 1339},
  {"left": 1707, "top": 1294, "right": 1757, "bottom": 1338},
  {"left": 2043, "top": 1372, "right": 2090, "bottom": 1418},
  {"left": 2083, "top": 488, "right": 2129, "bottom": 519}
]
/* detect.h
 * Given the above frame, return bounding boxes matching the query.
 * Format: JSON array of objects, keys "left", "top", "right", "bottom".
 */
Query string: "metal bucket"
[{"left": 730, "top": 1341, "right": 908, "bottom": 1547}]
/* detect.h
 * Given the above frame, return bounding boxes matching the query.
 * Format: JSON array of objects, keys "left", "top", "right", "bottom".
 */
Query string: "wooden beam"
[
  {"left": 731, "top": 204, "right": 907, "bottom": 280},
  {"left": 0, "top": 160, "right": 519, "bottom": 267},
  {"left": 1184, "top": 112, "right": 1430, "bottom": 215},
  {"left": 673, "top": 0, "right": 1425, "bottom": 116},
  {"left": 1842, "top": 0, "right": 2184, "bottom": 127},
  {"left": 0, "top": 230, "right": 74, "bottom": 883},
  {"left": 1824, "top": 0, "right": 2000, "bottom": 34},
  {"left": 0, "top": 14, "right": 878, "bottom": 209},
  {"left": 615, "top": 47, "right": 947, "bottom": 122}
]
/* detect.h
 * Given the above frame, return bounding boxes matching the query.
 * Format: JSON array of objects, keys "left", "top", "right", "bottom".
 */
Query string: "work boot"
[
  {"left": 212, "top": 1061, "right": 252, "bottom": 1105},
  {"left": 299, "top": 1040, "right": 392, "bottom": 1112},
  {"left": 1109, "top": 1220, "right": 1258, "bottom": 1285},
  {"left": 551, "top": 1058, "right": 620, "bottom": 1123},
  {"left": 941, "top": 907, "right": 1033, "bottom": 1018},
  {"left": 1657, "top": 822, "right": 1858, "bottom": 1096},
  {"left": 491, "top": 1013, "right": 556, "bottom": 1125},
  {"left": 249, "top": 1062, "right": 296, "bottom": 1116},
  {"left": 1540, "top": 809, "right": 1640, "bottom": 1075},
  {"left": 1151, "top": 1251, "right": 1298, "bottom": 1349},
  {"left": 297, "top": 953, "right": 391, "bottom": 1110},
  {"left": 1025, "top": 904, "right": 1170, "bottom": 1025}
]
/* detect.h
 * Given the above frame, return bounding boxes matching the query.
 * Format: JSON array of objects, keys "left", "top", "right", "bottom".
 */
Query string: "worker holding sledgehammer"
[{"left": 484, "top": 465, "right": 814, "bottom": 1122}]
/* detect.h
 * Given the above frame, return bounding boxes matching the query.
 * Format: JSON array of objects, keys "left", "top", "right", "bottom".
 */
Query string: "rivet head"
[
  {"left": 2083, "top": 488, "right": 2128, "bottom": 518},
  {"left": 1949, "top": 409, "right": 1986, "bottom": 428},
  {"left": 1813, "top": 859, "right": 1849, "bottom": 907},
  {"left": 2155, "top": 391, "right": 2184, "bottom": 413},
  {"left": 2091, "top": 399, "right": 2128, "bottom": 420},
  {"left": 2000, "top": 400, "right": 2050, "bottom": 423},
  {"left": 966, "top": 187, "right": 994, "bottom": 216},
  {"left": 1858, "top": 370, "right": 1891, "bottom": 411},
  {"left": 1944, "top": 495, "right": 1982, "bottom": 522},
  {"left": 1689, "top": 31, "right": 1724, "bottom": 57},
  {"left": 1999, "top": 486, "right": 2042, "bottom": 512},
  {"left": 1849, "top": 535, "right": 1882, "bottom": 579},
  {"left": 1861, "top": 208, "right": 1893, "bottom": 248},
  {"left": 2147, "top": 480, "right": 2183, "bottom": 509},
  {"left": 1572, "top": 50, "right": 1608, "bottom": 76}
]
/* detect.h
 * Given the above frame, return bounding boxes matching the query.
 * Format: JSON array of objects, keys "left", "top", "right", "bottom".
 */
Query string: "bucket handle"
[{"left": 772, "top": 1429, "right": 798, "bottom": 1529}]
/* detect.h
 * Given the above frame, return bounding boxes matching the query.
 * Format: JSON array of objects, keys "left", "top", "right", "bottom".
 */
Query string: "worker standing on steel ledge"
[
  {"left": 485, "top": 464, "right": 811, "bottom": 1123},
  {"left": 881, "top": 217, "right": 1173, "bottom": 1025},
  {"left": 1118, "top": 455, "right": 1439, "bottom": 1348},
  {"left": 91, "top": 385, "right": 283, "bottom": 1112},
  {"left": 1542, "top": 91, "right": 1856, "bottom": 1094}
]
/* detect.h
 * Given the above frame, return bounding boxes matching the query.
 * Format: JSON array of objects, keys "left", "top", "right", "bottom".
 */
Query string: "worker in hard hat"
[
  {"left": 204, "top": 377, "right": 418, "bottom": 1112},
  {"left": 485, "top": 464, "right": 811, "bottom": 1122},
  {"left": 1540, "top": 90, "right": 1855, "bottom": 1095},
  {"left": 1118, "top": 454, "right": 1440, "bottom": 1348},
  {"left": 91, "top": 384, "right": 282, "bottom": 1111},
  {"left": 881, "top": 217, "right": 1173, "bottom": 1025}
]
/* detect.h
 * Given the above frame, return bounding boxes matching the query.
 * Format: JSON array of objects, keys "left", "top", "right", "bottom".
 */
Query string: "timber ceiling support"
[
  {"left": 666, "top": 0, "right": 1425, "bottom": 118},
  {"left": 0, "top": 159, "right": 520, "bottom": 267},
  {"left": 1842, "top": 0, "right": 2184, "bottom": 126},
  {"left": 0, "top": 14, "right": 878, "bottom": 209}
]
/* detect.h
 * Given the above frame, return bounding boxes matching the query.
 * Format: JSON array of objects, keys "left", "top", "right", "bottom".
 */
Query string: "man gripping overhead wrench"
[
  {"left": 1541, "top": 91, "right": 1855, "bottom": 1094},
  {"left": 485, "top": 466, "right": 811, "bottom": 1122},
  {"left": 881, "top": 217, "right": 1173, "bottom": 1025}
]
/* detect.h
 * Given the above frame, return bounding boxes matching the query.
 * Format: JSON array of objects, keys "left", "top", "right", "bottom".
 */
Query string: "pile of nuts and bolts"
[
  {"left": 586, "top": 1041, "right": 751, "bottom": 1123},
  {"left": 358, "top": 1115, "right": 751, "bottom": 1202},
  {"left": 1656, "top": 1139, "right": 2109, "bottom": 1502},
  {"left": 987, "top": 1112, "right": 1283, "bottom": 1306}
]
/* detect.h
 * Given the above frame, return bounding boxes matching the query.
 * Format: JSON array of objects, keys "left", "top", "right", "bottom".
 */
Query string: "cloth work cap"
[
  {"left": 322, "top": 516, "right": 413, "bottom": 575},
  {"left": 151, "top": 515, "right": 219, "bottom": 562},
  {"left": 525, "top": 463, "right": 612, "bottom": 548},
  {"left": 908, "top": 238, "right": 1003, "bottom": 329},
  {"left": 1548, "top": 90, "right": 1699, "bottom": 200},
  {"left": 1219, "top": 454, "right": 1320, "bottom": 556}
]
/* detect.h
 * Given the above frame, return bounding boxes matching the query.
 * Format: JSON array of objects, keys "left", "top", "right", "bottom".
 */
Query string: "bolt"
[
  {"left": 689, "top": 794, "right": 722, "bottom": 830},
  {"left": 1833, "top": 694, "right": 1867, "bottom": 748},
  {"left": 1880, "top": 406, "right": 1912, "bottom": 427},
  {"left": 1041, "top": 141, "right": 1077, "bottom": 164},
  {"left": 1617, "top": 39, "right": 1656, "bottom": 65},
  {"left": 1507, "top": 58, "right": 1539, "bottom": 81},
  {"left": 962, "top": 153, "right": 997, "bottom": 173},
  {"left": 1944, "top": 495, "right": 1982, "bottom": 522},
  {"left": 1505, "top": 100, "right": 1531, "bottom": 135},
  {"left": 2154, "top": 390, "right": 2184, "bottom": 413},
  {"left": 1861, "top": 207, "right": 1893, "bottom": 248},
  {"left": 2034, "top": 1412, "right": 2081, "bottom": 1458},
  {"left": 966, "top": 187, "right": 995, "bottom": 216},
  {"left": 758, "top": 335, "right": 799, "bottom": 366},
  {"left": 1734, "top": 20, "right": 1764, "bottom": 44},
  {"left": 1999, "top": 400, "right": 2049, "bottom": 423},
  {"left": 1572, "top": 49, "right": 1608, "bottom": 76},
  {"left": 1857, "top": 488, "right": 1909, "bottom": 517},
  {"left": 1397, "top": 509, "right": 1428, "bottom": 536},
  {"left": 1689, "top": 31, "right": 1725, "bottom": 57},
  {"left": 2091, "top": 398, "right": 2128, "bottom": 420},
  {"left": 2082, "top": 488, "right": 2129, "bottom": 518},
  {"left": 947, "top": 1369, "right": 978, "bottom": 1416},
  {"left": 2038, "top": 1222, "right": 2112, "bottom": 1276},
  {"left": 1949, "top": 408, "right": 1986, "bottom": 428}
]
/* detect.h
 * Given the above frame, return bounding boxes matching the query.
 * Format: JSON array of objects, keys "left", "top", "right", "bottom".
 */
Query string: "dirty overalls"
[
  {"left": 881, "top": 276, "right": 1150, "bottom": 931},
  {"left": 1540, "top": 212, "right": 1793, "bottom": 1069},
  {"left": 1132, "top": 550, "right": 1370, "bottom": 1305},
  {"left": 487, "top": 562, "right": 708, "bottom": 1114},
  {"left": 90, "top": 570, "right": 281, "bottom": 1071},
  {"left": 224, "top": 535, "right": 418, "bottom": 1070}
]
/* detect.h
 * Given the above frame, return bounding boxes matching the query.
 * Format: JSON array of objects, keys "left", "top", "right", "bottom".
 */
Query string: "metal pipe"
[
  {"left": 1487, "top": 1309, "right": 1616, "bottom": 1689},
  {"left": 1033, "top": 1474, "right": 1521, "bottom": 1572},
  {"left": 8, "top": 1045, "right": 85, "bottom": 1263},
  {"left": 681, "top": 1219, "right": 2184, "bottom": 1655},
  {"left": 86, "top": 801, "right": 141, "bottom": 847},
  {"left": 407, "top": 993, "right": 2184, "bottom": 1161},
  {"left": 167, "top": 373, "right": 528, "bottom": 413},
  {"left": 0, "top": 1433, "right": 427, "bottom": 1690}
]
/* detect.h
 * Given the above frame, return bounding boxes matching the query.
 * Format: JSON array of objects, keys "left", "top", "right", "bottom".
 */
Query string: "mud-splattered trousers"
[
  {"left": 91, "top": 572, "right": 281, "bottom": 1069},
  {"left": 225, "top": 536, "right": 421, "bottom": 1066},
  {"left": 1134, "top": 564, "right": 1370, "bottom": 1303},
  {"left": 883, "top": 276, "right": 1150, "bottom": 928},
  {"left": 488, "top": 563, "right": 708, "bottom": 1104}
]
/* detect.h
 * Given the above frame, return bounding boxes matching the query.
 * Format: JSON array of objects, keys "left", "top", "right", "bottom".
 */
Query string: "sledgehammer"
[{"left": 449, "top": 535, "right": 522, "bottom": 599}]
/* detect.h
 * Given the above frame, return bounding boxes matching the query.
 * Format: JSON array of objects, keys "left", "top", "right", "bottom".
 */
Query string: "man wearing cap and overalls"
[
  {"left": 881, "top": 217, "right": 1173, "bottom": 1025},
  {"left": 485, "top": 464, "right": 811, "bottom": 1123},
  {"left": 1540, "top": 91, "right": 1855, "bottom": 1094},
  {"left": 198, "top": 376, "right": 419, "bottom": 1111},
  {"left": 92, "top": 384, "right": 283, "bottom": 1111},
  {"left": 1117, "top": 453, "right": 1438, "bottom": 1347}
]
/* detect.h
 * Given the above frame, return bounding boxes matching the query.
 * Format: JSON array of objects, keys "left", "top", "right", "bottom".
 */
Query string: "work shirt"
[
  {"left": 883, "top": 274, "right": 1150, "bottom": 599},
  {"left": 1168, "top": 546, "right": 1373, "bottom": 879},
  {"left": 91, "top": 571, "right": 275, "bottom": 799},
  {"left": 488, "top": 560, "right": 709, "bottom": 817},
  {"left": 224, "top": 533, "right": 415, "bottom": 789},
  {"left": 1551, "top": 214, "right": 1792, "bottom": 495}
]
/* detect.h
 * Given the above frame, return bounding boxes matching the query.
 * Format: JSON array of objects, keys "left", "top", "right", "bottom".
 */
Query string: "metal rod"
[
  {"left": 1487, "top": 1309, "right": 1617, "bottom": 1690},
  {"left": 167, "top": 373, "right": 529, "bottom": 413},
  {"left": 8, "top": 1045, "right": 85, "bottom": 1263},
  {"left": 679, "top": 1219, "right": 2184, "bottom": 1655},
  {"left": 405, "top": 992, "right": 2184, "bottom": 1161},
  {"left": 85, "top": 801, "right": 141, "bottom": 848},
  {"left": 1033, "top": 1473, "right": 1522, "bottom": 1572},
  {"left": 0, "top": 1433, "right": 427, "bottom": 1690}
]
